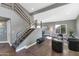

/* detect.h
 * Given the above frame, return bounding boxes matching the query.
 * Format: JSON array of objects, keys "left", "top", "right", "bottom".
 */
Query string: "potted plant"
[{"left": 69, "top": 30, "right": 75, "bottom": 38}]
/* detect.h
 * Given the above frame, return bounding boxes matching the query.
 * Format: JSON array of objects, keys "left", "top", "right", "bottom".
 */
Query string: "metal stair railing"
[{"left": 1, "top": 3, "right": 34, "bottom": 48}]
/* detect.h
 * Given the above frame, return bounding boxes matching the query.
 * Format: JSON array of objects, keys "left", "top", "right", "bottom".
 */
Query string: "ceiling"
[
  {"left": 34, "top": 3, "right": 79, "bottom": 23},
  {"left": 20, "top": 3, "right": 53, "bottom": 13},
  {"left": 20, "top": 3, "right": 79, "bottom": 23}
]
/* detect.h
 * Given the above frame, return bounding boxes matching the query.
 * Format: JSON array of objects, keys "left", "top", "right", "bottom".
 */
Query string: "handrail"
[
  {"left": 15, "top": 3, "right": 31, "bottom": 26},
  {"left": 14, "top": 5, "right": 29, "bottom": 23},
  {"left": 14, "top": 4, "right": 30, "bottom": 23},
  {"left": 1, "top": 3, "right": 31, "bottom": 27},
  {"left": 13, "top": 28, "right": 35, "bottom": 48},
  {"left": 17, "top": 29, "right": 31, "bottom": 41},
  {"left": 14, "top": 4, "right": 31, "bottom": 25},
  {"left": 1, "top": 3, "right": 34, "bottom": 48},
  {"left": 16, "top": 28, "right": 30, "bottom": 40}
]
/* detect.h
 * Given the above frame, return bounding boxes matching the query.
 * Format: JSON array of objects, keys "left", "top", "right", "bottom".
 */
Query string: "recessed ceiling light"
[{"left": 31, "top": 8, "right": 34, "bottom": 10}]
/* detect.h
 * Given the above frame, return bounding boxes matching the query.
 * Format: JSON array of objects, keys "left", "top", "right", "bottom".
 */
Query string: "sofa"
[
  {"left": 52, "top": 38, "right": 63, "bottom": 52},
  {"left": 68, "top": 38, "right": 79, "bottom": 51}
]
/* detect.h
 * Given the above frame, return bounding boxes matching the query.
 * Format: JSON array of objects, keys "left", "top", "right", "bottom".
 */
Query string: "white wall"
[
  {"left": 43, "top": 20, "right": 76, "bottom": 36},
  {"left": 76, "top": 15, "right": 79, "bottom": 37},
  {"left": 0, "top": 6, "right": 33, "bottom": 44}
]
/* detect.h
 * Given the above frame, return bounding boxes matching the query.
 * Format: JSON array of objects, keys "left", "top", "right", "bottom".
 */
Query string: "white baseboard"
[
  {"left": 16, "top": 42, "right": 36, "bottom": 52},
  {"left": 0, "top": 41, "right": 12, "bottom": 46},
  {"left": 0, "top": 41, "right": 8, "bottom": 43},
  {"left": 25, "top": 42, "right": 36, "bottom": 49},
  {"left": 8, "top": 42, "right": 12, "bottom": 46},
  {"left": 16, "top": 46, "right": 26, "bottom": 52}
]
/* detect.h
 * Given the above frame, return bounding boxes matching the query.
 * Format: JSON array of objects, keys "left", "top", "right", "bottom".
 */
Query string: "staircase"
[
  {"left": 1, "top": 3, "right": 31, "bottom": 27},
  {"left": 1, "top": 3, "right": 35, "bottom": 49},
  {"left": 12, "top": 28, "right": 35, "bottom": 49}
]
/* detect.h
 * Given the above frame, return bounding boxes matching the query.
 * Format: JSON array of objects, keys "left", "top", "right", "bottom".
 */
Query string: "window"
[
  {"left": 0, "top": 22, "right": 7, "bottom": 41},
  {"left": 55, "top": 24, "right": 67, "bottom": 34}
]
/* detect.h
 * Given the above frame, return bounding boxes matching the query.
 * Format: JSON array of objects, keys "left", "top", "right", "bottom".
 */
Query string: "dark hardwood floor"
[
  {"left": 0, "top": 39, "right": 79, "bottom": 56},
  {"left": 0, "top": 43, "right": 15, "bottom": 56},
  {"left": 16, "top": 39, "right": 52, "bottom": 56}
]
